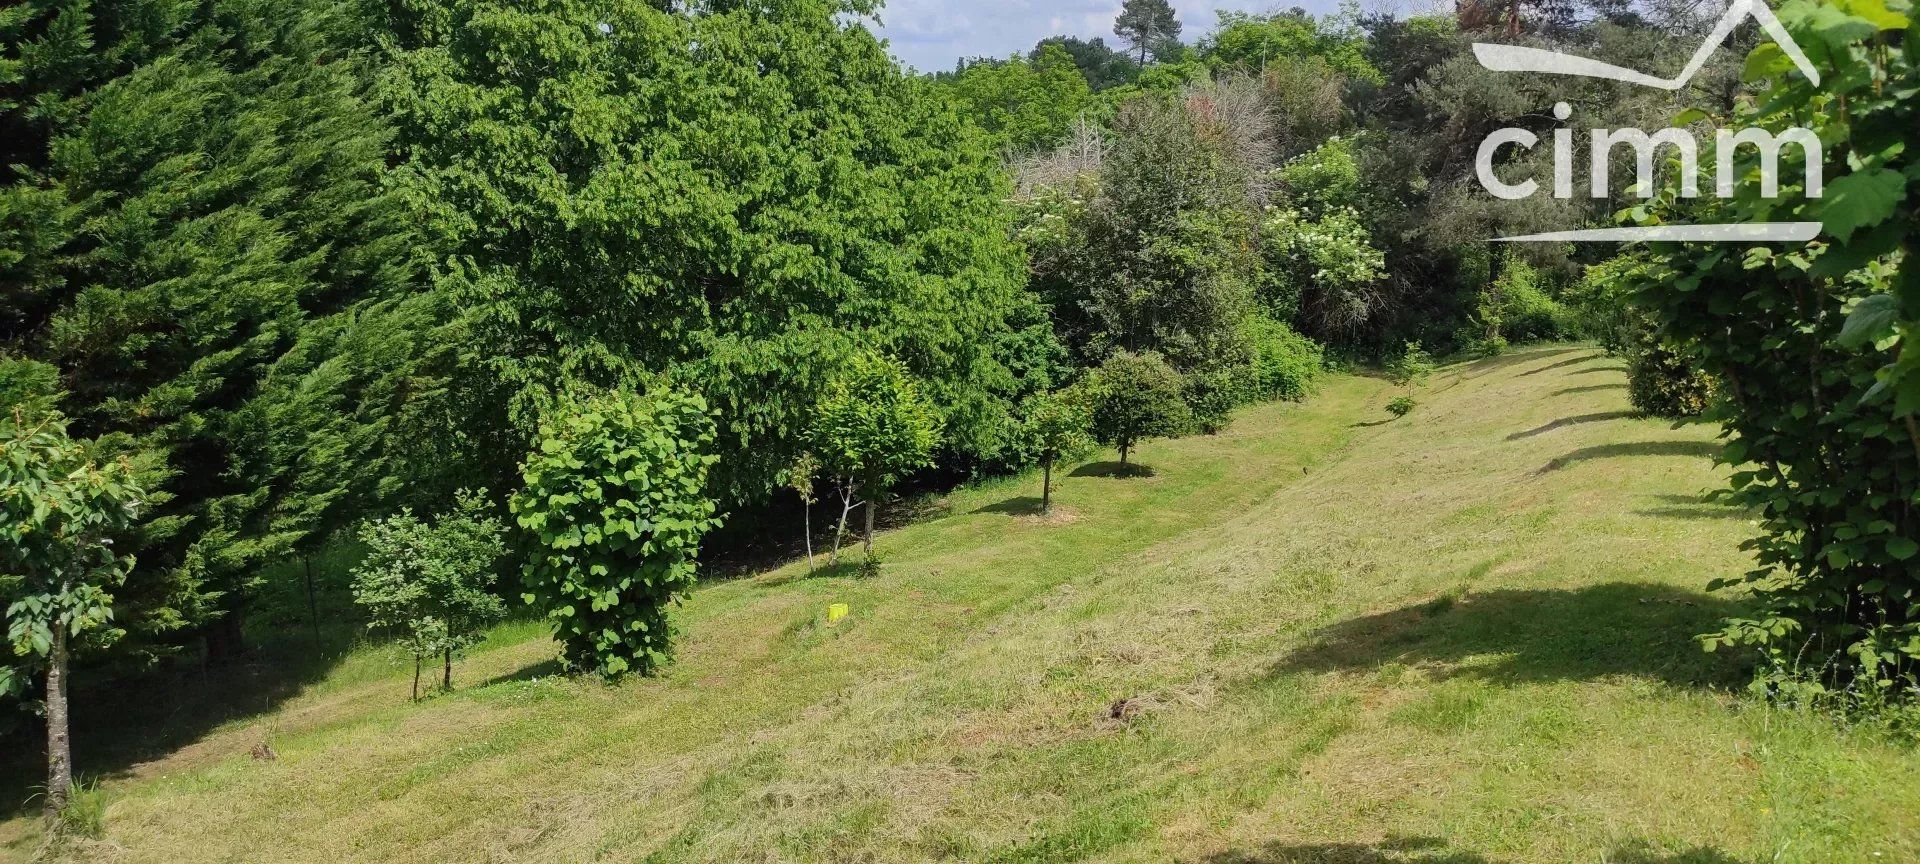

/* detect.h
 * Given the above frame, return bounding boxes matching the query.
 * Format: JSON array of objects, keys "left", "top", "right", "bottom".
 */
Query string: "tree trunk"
[
  {"left": 1042, "top": 459, "right": 1053, "bottom": 515},
  {"left": 305, "top": 555, "right": 320, "bottom": 647},
  {"left": 1119, "top": 443, "right": 1130, "bottom": 466},
  {"left": 412, "top": 655, "right": 421, "bottom": 702},
  {"left": 863, "top": 495, "right": 876, "bottom": 557},
  {"left": 830, "top": 482, "right": 855, "bottom": 565},
  {"left": 802, "top": 500, "right": 815, "bottom": 573},
  {"left": 43, "top": 626, "right": 72, "bottom": 825},
  {"left": 205, "top": 588, "right": 247, "bottom": 663},
  {"left": 443, "top": 649, "right": 452, "bottom": 691}
]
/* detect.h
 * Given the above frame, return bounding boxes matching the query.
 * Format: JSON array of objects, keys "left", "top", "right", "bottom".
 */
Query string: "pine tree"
[{"left": 1114, "top": 0, "right": 1183, "bottom": 65}]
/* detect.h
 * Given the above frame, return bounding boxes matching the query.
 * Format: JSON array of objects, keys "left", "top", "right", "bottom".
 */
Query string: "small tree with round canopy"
[{"left": 811, "top": 355, "right": 943, "bottom": 566}]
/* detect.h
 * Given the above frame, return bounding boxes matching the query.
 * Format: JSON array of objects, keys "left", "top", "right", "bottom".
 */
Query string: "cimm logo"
[{"left": 1472, "top": 0, "right": 1823, "bottom": 242}]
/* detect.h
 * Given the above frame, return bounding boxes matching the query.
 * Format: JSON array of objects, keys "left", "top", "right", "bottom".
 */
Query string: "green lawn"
[{"left": 10, "top": 345, "right": 1920, "bottom": 863}]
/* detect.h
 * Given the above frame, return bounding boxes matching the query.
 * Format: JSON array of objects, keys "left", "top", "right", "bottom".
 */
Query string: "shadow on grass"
[
  {"left": 1516, "top": 352, "right": 1603, "bottom": 377},
  {"left": 1350, "top": 418, "right": 1397, "bottom": 428},
  {"left": 1270, "top": 583, "right": 1746, "bottom": 689},
  {"left": 0, "top": 620, "right": 358, "bottom": 820},
  {"left": 1602, "top": 841, "right": 1749, "bottom": 864},
  {"left": 483, "top": 657, "right": 565, "bottom": 688},
  {"left": 1636, "top": 493, "right": 1755, "bottom": 522},
  {"left": 1071, "top": 461, "right": 1156, "bottom": 479},
  {"left": 1553, "top": 383, "right": 1626, "bottom": 397},
  {"left": 1538, "top": 440, "right": 1719, "bottom": 472},
  {"left": 974, "top": 496, "right": 1047, "bottom": 517},
  {"left": 1199, "top": 835, "right": 1493, "bottom": 863},
  {"left": 1506, "top": 411, "right": 1637, "bottom": 441},
  {"left": 1567, "top": 365, "right": 1627, "bottom": 377}
]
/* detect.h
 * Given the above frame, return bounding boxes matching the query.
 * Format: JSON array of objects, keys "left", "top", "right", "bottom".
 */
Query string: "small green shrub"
[
  {"left": 1386, "top": 340, "right": 1434, "bottom": 386},
  {"left": 1386, "top": 395, "right": 1416, "bottom": 417},
  {"left": 1242, "top": 315, "right": 1324, "bottom": 402},
  {"left": 513, "top": 388, "right": 722, "bottom": 680},
  {"left": 1626, "top": 343, "right": 1715, "bottom": 418},
  {"left": 1080, "top": 351, "right": 1193, "bottom": 466},
  {"left": 1182, "top": 367, "right": 1241, "bottom": 435}
]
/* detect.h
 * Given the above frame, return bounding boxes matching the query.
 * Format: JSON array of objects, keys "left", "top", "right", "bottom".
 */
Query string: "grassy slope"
[{"left": 10, "top": 346, "right": 1920, "bottom": 863}]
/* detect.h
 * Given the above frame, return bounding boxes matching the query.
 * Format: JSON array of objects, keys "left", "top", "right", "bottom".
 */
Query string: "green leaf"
[
  {"left": 1820, "top": 168, "right": 1908, "bottom": 242},
  {"left": 1888, "top": 537, "right": 1919, "bottom": 560},
  {"left": 1742, "top": 43, "right": 1794, "bottom": 81},
  {"left": 1838, "top": 294, "right": 1900, "bottom": 348}
]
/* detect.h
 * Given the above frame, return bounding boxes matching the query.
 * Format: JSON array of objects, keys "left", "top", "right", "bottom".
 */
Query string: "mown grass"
[{"left": 7, "top": 345, "right": 1920, "bottom": 862}]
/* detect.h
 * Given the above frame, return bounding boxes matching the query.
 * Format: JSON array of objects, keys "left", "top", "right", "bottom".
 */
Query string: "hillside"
[{"left": 9, "top": 346, "right": 1920, "bottom": 863}]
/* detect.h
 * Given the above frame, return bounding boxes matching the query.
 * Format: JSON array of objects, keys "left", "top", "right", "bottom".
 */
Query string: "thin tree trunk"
[
  {"left": 443, "top": 649, "right": 452, "bottom": 691},
  {"left": 803, "top": 500, "right": 815, "bottom": 573},
  {"left": 830, "top": 481, "right": 854, "bottom": 565},
  {"left": 1119, "top": 443, "right": 1130, "bottom": 466},
  {"left": 1042, "top": 459, "right": 1053, "bottom": 515},
  {"left": 305, "top": 555, "right": 320, "bottom": 647},
  {"left": 43, "top": 626, "right": 71, "bottom": 825},
  {"left": 863, "top": 495, "right": 876, "bottom": 557},
  {"left": 412, "top": 656, "right": 421, "bottom": 702}
]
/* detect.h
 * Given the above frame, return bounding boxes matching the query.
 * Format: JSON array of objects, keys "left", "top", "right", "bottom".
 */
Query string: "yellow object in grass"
[{"left": 826, "top": 603, "right": 849, "bottom": 624}]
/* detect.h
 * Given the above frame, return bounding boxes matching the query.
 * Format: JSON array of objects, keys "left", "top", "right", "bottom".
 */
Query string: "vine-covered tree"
[
  {"left": 0, "top": 412, "right": 144, "bottom": 824},
  {"left": 512, "top": 389, "right": 721, "bottom": 679}
]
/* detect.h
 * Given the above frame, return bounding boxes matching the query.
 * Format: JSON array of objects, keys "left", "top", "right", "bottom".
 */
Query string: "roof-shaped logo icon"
[{"left": 1473, "top": 0, "right": 1819, "bottom": 89}]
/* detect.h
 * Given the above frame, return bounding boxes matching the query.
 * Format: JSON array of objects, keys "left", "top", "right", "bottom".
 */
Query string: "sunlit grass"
[{"left": 8, "top": 345, "right": 1920, "bottom": 863}]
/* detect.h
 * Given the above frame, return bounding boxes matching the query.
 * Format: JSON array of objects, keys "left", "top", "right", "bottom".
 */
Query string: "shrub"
[
  {"left": 1080, "top": 351, "right": 1192, "bottom": 465},
  {"left": 1484, "top": 258, "right": 1570, "bottom": 343},
  {"left": 1625, "top": 341, "right": 1715, "bottom": 419},
  {"left": 512, "top": 389, "right": 721, "bottom": 679},
  {"left": 351, "top": 489, "right": 507, "bottom": 699},
  {"left": 1243, "top": 315, "right": 1324, "bottom": 401},
  {"left": 1386, "top": 395, "right": 1416, "bottom": 417},
  {"left": 1182, "top": 367, "right": 1242, "bottom": 435}
]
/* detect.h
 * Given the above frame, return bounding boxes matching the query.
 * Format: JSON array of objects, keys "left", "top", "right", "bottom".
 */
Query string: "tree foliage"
[
  {"left": 512, "top": 389, "right": 721, "bottom": 680},
  {"left": 1114, "top": 0, "right": 1183, "bottom": 65},
  {"left": 1080, "top": 351, "right": 1191, "bottom": 465},
  {"left": 810, "top": 354, "right": 943, "bottom": 561},
  {"left": 1633, "top": 0, "right": 1918, "bottom": 695},
  {"left": 350, "top": 488, "right": 506, "bottom": 699},
  {"left": 386, "top": 0, "right": 1031, "bottom": 508}
]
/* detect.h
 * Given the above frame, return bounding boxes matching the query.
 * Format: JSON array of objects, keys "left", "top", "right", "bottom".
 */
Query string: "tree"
[
  {"left": 387, "top": 0, "right": 1031, "bottom": 510},
  {"left": 3, "top": 0, "right": 449, "bottom": 668},
  {"left": 940, "top": 45, "right": 1092, "bottom": 153},
  {"left": 512, "top": 389, "right": 721, "bottom": 679},
  {"left": 350, "top": 489, "right": 507, "bottom": 700},
  {"left": 1017, "top": 392, "right": 1092, "bottom": 515},
  {"left": 0, "top": 411, "right": 143, "bottom": 825},
  {"left": 1080, "top": 352, "right": 1191, "bottom": 466},
  {"left": 1114, "top": 0, "right": 1184, "bottom": 65},
  {"left": 1029, "top": 36, "right": 1138, "bottom": 91},
  {"left": 811, "top": 355, "right": 943, "bottom": 565},
  {"left": 784, "top": 452, "right": 822, "bottom": 573}
]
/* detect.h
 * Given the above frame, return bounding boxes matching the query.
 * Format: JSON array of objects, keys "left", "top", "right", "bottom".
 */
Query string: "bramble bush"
[
  {"left": 1634, "top": 0, "right": 1920, "bottom": 700},
  {"left": 512, "top": 390, "right": 721, "bottom": 679}
]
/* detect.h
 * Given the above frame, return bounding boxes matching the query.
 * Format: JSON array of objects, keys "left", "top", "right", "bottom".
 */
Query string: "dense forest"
[{"left": 1, "top": 0, "right": 1915, "bottom": 839}]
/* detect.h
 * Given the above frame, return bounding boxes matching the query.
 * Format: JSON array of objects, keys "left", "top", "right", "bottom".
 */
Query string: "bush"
[
  {"left": 1242, "top": 315, "right": 1324, "bottom": 401},
  {"left": 1386, "top": 395, "right": 1416, "bottom": 417},
  {"left": 1183, "top": 367, "right": 1242, "bottom": 434},
  {"left": 1566, "top": 254, "right": 1654, "bottom": 352},
  {"left": 512, "top": 389, "right": 722, "bottom": 679},
  {"left": 1626, "top": 342, "right": 1715, "bottom": 419},
  {"left": 1484, "top": 258, "right": 1570, "bottom": 343}
]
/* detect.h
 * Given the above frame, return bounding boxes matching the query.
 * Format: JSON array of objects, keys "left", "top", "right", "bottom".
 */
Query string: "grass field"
[{"left": 8, "top": 345, "right": 1920, "bottom": 863}]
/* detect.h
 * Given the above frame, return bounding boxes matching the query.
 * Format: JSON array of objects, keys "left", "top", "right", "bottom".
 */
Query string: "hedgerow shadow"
[
  {"left": 1553, "top": 383, "right": 1626, "bottom": 396},
  {"left": 1198, "top": 835, "right": 1493, "bottom": 863},
  {"left": 974, "top": 496, "right": 1047, "bottom": 517},
  {"left": 1270, "top": 583, "right": 1746, "bottom": 689},
  {"left": 1538, "top": 440, "right": 1719, "bottom": 472},
  {"left": 1506, "top": 411, "right": 1637, "bottom": 440},
  {"left": 1517, "top": 352, "right": 1604, "bottom": 377}
]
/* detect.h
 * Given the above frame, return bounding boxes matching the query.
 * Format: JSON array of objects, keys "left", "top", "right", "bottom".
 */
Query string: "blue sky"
[{"left": 870, "top": 0, "right": 1352, "bottom": 73}]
